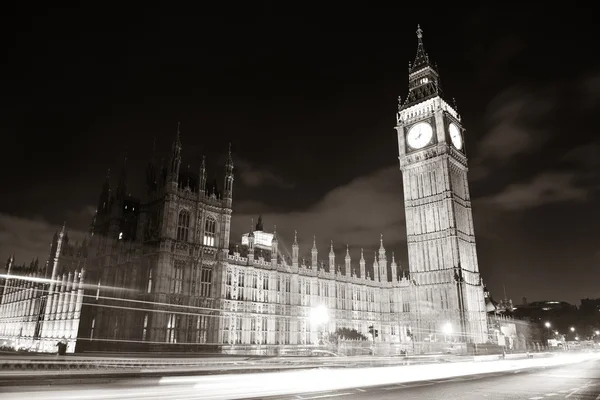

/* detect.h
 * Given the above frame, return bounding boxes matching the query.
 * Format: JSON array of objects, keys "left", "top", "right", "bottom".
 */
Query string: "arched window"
[
  {"left": 203, "top": 217, "right": 216, "bottom": 247},
  {"left": 177, "top": 210, "right": 190, "bottom": 241}
]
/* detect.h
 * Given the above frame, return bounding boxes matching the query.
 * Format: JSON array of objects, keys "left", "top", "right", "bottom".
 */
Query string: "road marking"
[
  {"left": 355, "top": 388, "right": 366, "bottom": 392},
  {"left": 302, "top": 393, "right": 353, "bottom": 399},
  {"left": 529, "top": 397, "right": 544, "bottom": 399},
  {"left": 544, "top": 394, "right": 557, "bottom": 397}
]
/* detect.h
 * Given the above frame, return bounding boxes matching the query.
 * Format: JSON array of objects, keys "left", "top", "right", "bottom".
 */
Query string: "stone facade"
[
  {"left": 394, "top": 26, "right": 488, "bottom": 343},
  {"left": 0, "top": 27, "right": 489, "bottom": 354}
]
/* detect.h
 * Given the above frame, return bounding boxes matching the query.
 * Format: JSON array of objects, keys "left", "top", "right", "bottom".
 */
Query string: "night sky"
[{"left": 1, "top": 5, "right": 598, "bottom": 305}]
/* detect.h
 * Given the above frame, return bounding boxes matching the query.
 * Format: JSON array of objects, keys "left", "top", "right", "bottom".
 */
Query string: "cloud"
[
  {"left": 65, "top": 205, "right": 96, "bottom": 231},
  {"left": 0, "top": 213, "right": 87, "bottom": 270},
  {"left": 231, "top": 166, "right": 406, "bottom": 262},
  {"left": 478, "top": 172, "right": 588, "bottom": 211},
  {"left": 235, "top": 158, "right": 294, "bottom": 188},
  {"left": 563, "top": 142, "right": 600, "bottom": 169},
  {"left": 470, "top": 87, "right": 554, "bottom": 179}
]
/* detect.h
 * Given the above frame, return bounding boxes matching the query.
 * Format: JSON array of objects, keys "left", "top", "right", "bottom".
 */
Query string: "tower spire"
[
  {"left": 401, "top": 24, "right": 442, "bottom": 109},
  {"left": 199, "top": 155, "right": 207, "bottom": 194},
  {"left": 224, "top": 143, "right": 234, "bottom": 204},
  {"left": 169, "top": 122, "right": 182, "bottom": 186},
  {"left": 411, "top": 24, "right": 431, "bottom": 73}
]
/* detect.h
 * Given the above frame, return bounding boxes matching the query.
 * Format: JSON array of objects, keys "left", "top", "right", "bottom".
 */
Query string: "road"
[
  {"left": 0, "top": 353, "right": 598, "bottom": 399},
  {"left": 267, "top": 358, "right": 600, "bottom": 400}
]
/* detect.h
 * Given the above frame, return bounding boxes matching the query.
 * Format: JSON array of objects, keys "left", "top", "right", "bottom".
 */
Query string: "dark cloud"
[
  {"left": 563, "top": 142, "right": 600, "bottom": 169},
  {"left": 231, "top": 166, "right": 407, "bottom": 266},
  {"left": 0, "top": 213, "right": 86, "bottom": 267},
  {"left": 65, "top": 205, "right": 96, "bottom": 231},
  {"left": 469, "top": 86, "right": 554, "bottom": 180},
  {"left": 235, "top": 158, "right": 294, "bottom": 189},
  {"left": 478, "top": 172, "right": 588, "bottom": 211}
]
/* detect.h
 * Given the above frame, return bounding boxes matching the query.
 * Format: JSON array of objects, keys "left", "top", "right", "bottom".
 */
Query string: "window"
[
  {"left": 203, "top": 217, "right": 216, "bottom": 246},
  {"left": 142, "top": 314, "right": 148, "bottom": 341},
  {"left": 172, "top": 261, "right": 184, "bottom": 294},
  {"left": 90, "top": 317, "right": 95, "bottom": 340},
  {"left": 166, "top": 313, "right": 178, "bottom": 343},
  {"left": 200, "top": 268, "right": 212, "bottom": 297},
  {"left": 177, "top": 210, "right": 190, "bottom": 241},
  {"left": 196, "top": 315, "right": 208, "bottom": 343},
  {"left": 147, "top": 268, "right": 153, "bottom": 293}
]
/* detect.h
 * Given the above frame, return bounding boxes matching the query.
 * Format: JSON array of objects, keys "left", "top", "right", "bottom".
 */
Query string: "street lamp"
[
  {"left": 442, "top": 323, "right": 452, "bottom": 343},
  {"left": 544, "top": 322, "right": 551, "bottom": 328},
  {"left": 570, "top": 327, "right": 575, "bottom": 332},
  {"left": 595, "top": 330, "right": 600, "bottom": 336},
  {"left": 310, "top": 305, "right": 329, "bottom": 345}
]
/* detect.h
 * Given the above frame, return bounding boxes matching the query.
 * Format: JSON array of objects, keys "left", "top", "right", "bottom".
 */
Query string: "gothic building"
[
  {"left": 0, "top": 229, "right": 87, "bottom": 352},
  {"left": 0, "top": 26, "right": 488, "bottom": 353}
]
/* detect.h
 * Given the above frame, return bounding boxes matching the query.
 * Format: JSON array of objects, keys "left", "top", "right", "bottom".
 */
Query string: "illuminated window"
[
  {"left": 166, "top": 313, "right": 178, "bottom": 343},
  {"left": 90, "top": 317, "right": 95, "bottom": 340},
  {"left": 177, "top": 210, "right": 190, "bottom": 241},
  {"left": 196, "top": 315, "right": 208, "bottom": 343},
  {"left": 142, "top": 314, "right": 148, "bottom": 341},
  {"left": 147, "top": 268, "right": 153, "bottom": 293},
  {"left": 171, "top": 261, "right": 184, "bottom": 294},
  {"left": 203, "top": 217, "right": 216, "bottom": 247}
]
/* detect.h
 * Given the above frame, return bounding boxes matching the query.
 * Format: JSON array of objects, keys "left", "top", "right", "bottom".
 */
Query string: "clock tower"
[{"left": 395, "top": 26, "right": 487, "bottom": 344}]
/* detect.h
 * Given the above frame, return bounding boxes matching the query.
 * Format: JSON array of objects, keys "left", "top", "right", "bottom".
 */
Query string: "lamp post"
[
  {"left": 442, "top": 322, "right": 452, "bottom": 343},
  {"left": 544, "top": 322, "right": 551, "bottom": 350},
  {"left": 310, "top": 305, "right": 329, "bottom": 346}
]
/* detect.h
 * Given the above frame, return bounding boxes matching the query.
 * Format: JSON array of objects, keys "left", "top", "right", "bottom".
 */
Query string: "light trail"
[{"left": 0, "top": 352, "right": 598, "bottom": 400}]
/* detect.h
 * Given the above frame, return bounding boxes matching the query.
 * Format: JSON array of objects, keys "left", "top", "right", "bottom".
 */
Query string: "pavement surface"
[
  {"left": 0, "top": 353, "right": 597, "bottom": 399},
  {"left": 267, "top": 358, "right": 600, "bottom": 400}
]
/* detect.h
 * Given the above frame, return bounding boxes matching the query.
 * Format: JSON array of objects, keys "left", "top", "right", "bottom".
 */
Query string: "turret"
[
  {"left": 5, "top": 254, "right": 14, "bottom": 276},
  {"left": 145, "top": 139, "right": 157, "bottom": 197},
  {"left": 373, "top": 252, "right": 379, "bottom": 282},
  {"left": 328, "top": 241, "right": 335, "bottom": 273},
  {"left": 115, "top": 157, "right": 127, "bottom": 200},
  {"left": 199, "top": 156, "right": 207, "bottom": 195},
  {"left": 378, "top": 234, "right": 388, "bottom": 282},
  {"left": 271, "top": 225, "right": 278, "bottom": 268},
  {"left": 344, "top": 245, "right": 351, "bottom": 277},
  {"left": 292, "top": 230, "right": 299, "bottom": 271},
  {"left": 311, "top": 236, "right": 318, "bottom": 269},
  {"left": 96, "top": 170, "right": 111, "bottom": 218},
  {"left": 390, "top": 252, "right": 398, "bottom": 283},
  {"left": 168, "top": 123, "right": 182, "bottom": 189},
  {"left": 359, "top": 248, "right": 366, "bottom": 279},
  {"left": 223, "top": 143, "right": 234, "bottom": 207},
  {"left": 50, "top": 223, "right": 67, "bottom": 281},
  {"left": 247, "top": 219, "right": 255, "bottom": 263}
]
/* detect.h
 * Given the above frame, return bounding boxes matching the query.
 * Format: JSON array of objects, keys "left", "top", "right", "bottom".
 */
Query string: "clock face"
[
  {"left": 406, "top": 122, "right": 434, "bottom": 149},
  {"left": 448, "top": 123, "right": 463, "bottom": 150}
]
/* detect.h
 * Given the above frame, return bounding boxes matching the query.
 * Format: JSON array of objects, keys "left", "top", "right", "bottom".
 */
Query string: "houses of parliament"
[{"left": 0, "top": 26, "right": 488, "bottom": 354}]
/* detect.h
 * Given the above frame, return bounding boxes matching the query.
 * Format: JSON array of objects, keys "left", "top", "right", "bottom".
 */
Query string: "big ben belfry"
[{"left": 395, "top": 25, "right": 488, "bottom": 344}]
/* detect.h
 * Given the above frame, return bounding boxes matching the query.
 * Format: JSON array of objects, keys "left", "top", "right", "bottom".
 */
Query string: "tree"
[{"left": 333, "top": 327, "right": 368, "bottom": 341}]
